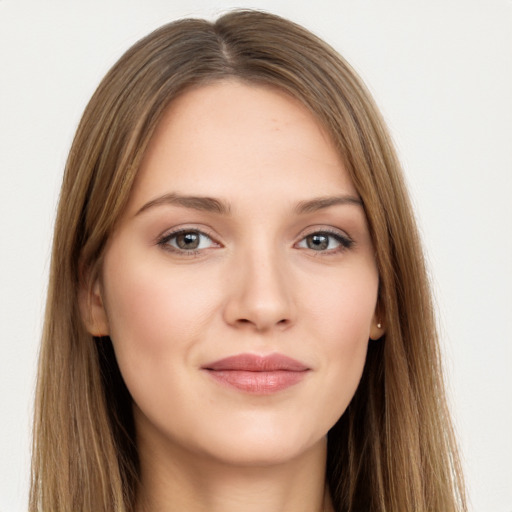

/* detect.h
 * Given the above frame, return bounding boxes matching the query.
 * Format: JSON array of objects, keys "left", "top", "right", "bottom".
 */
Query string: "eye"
[
  {"left": 158, "top": 229, "right": 218, "bottom": 253},
  {"left": 296, "top": 231, "right": 353, "bottom": 252}
]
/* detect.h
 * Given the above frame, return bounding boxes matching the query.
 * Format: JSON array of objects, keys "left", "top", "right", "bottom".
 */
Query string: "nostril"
[{"left": 235, "top": 317, "right": 290, "bottom": 328}]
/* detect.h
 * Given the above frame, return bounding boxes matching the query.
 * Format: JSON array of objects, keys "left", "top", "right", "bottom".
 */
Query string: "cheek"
[
  {"left": 103, "top": 252, "right": 216, "bottom": 343},
  {"left": 100, "top": 250, "right": 221, "bottom": 397},
  {"left": 306, "top": 260, "right": 378, "bottom": 343},
  {"left": 305, "top": 264, "right": 378, "bottom": 414}
]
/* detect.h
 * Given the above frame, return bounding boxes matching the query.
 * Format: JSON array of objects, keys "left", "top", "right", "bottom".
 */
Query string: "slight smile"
[{"left": 202, "top": 353, "right": 311, "bottom": 394}]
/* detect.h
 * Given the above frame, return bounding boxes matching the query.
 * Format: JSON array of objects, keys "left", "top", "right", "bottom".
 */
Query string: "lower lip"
[{"left": 204, "top": 369, "right": 308, "bottom": 394}]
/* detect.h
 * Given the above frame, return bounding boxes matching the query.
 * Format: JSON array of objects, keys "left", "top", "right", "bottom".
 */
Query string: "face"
[{"left": 85, "top": 81, "right": 382, "bottom": 468}]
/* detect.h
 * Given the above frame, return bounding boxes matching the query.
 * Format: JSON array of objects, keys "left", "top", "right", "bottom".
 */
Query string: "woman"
[{"left": 30, "top": 9, "right": 466, "bottom": 512}]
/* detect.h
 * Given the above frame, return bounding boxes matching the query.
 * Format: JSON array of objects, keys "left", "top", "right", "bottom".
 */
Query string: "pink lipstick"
[{"left": 202, "top": 353, "right": 310, "bottom": 394}]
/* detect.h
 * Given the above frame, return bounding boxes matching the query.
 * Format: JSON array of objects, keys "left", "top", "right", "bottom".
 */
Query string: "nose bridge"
[{"left": 224, "top": 234, "right": 294, "bottom": 331}]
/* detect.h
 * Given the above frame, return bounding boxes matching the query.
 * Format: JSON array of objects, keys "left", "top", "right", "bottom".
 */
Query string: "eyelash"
[
  {"left": 157, "top": 228, "right": 219, "bottom": 256},
  {"left": 297, "top": 229, "right": 354, "bottom": 254},
  {"left": 156, "top": 228, "right": 354, "bottom": 256}
]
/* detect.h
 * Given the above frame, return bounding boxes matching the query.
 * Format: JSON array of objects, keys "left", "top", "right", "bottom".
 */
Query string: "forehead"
[{"left": 126, "top": 80, "right": 357, "bottom": 213}]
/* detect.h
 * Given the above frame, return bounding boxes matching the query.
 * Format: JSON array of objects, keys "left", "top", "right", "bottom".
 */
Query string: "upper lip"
[{"left": 202, "top": 353, "right": 310, "bottom": 372}]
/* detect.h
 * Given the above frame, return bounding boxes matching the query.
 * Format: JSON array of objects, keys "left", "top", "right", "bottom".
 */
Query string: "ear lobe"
[
  {"left": 369, "top": 318, "right": 385, "bottom": 341},
  {"left": 369, "top": 301, "right": 385, "bottom": 340},
  {"left": 79, "top": 276, "right": 110, "bottom": 337}
]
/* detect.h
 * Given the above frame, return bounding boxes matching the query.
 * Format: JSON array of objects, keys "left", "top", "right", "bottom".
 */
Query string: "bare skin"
[
  {"left": 83, "top": 81, "right": 382, "bottom": 512},
  {"left": 136, "top": 417, "right": 333, "bottom": 512}
]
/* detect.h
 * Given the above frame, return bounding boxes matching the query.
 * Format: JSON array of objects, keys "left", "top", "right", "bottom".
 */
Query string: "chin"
[{"left": 185, "top": 419, "right": 329, "bottom": 468}]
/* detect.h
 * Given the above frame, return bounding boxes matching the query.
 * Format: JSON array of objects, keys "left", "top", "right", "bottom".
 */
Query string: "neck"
[{"left": 136, "top": 431, "right": 333, "bottom": 512}]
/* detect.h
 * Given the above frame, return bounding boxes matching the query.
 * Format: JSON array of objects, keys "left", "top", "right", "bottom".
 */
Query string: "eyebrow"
[
  {"left": 135, "top": 192, "right": 363, "bottom": 217},
  {"left": 136, "top": 193, "right": 231, "bottom": 216},
  {"left": 294, "top": 195, "right": 363, "bottom": 214}
]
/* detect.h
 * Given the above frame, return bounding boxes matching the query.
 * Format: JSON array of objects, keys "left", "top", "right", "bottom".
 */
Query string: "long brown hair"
[{"left": 31, "top": 10, "right": 466, "bottom": 511}]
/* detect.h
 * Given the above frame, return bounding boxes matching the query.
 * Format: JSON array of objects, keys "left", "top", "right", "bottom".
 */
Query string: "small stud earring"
[{"left": 377, "top": 323, "right": 382, "bottom": 329}]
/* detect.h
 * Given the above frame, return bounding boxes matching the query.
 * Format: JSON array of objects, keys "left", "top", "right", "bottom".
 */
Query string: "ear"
[
  {"left": 78, "top": 273, "right": 110, "bottom": 337},
  {"left": 369, "top": 302, "right": 385, "bottom": 341}
]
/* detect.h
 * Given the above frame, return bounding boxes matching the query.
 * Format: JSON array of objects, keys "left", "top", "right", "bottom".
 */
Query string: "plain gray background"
[{"left": 1, "top": 1, "right": 511, "bottom": 510}]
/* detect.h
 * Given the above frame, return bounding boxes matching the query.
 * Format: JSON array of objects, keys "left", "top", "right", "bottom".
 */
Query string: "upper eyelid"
[
  {"left": 156, "top": 225, "right": 220, "bottom": 243},
  {"left": 155, "top": 224, "right": 353, "bottom": 246},
  {"left": 296, "top": 225, "right": 352, "bottom": 240},
  {"left": 295, "top": 227, "right": 355, "bottom": 252},
  {"left": 156, "top": 228, "right": 221, "bottom": 256}
]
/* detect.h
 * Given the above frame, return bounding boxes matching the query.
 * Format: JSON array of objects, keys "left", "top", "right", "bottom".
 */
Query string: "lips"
[{"left": 202, "top": 353, "right": 310, "bottom": 394}]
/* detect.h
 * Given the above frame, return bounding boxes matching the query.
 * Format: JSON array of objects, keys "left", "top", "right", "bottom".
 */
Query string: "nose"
[{"left": 223, "top": 246, "right": 295, "bottom": 332}]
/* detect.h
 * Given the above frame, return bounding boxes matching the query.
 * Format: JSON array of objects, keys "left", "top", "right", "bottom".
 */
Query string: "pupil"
[
  {"left": 308, "top": 234, "right": 328, "bottom": 250},
  {"left": 177, "top": 232, "right": 199, "bottom": 250}
]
